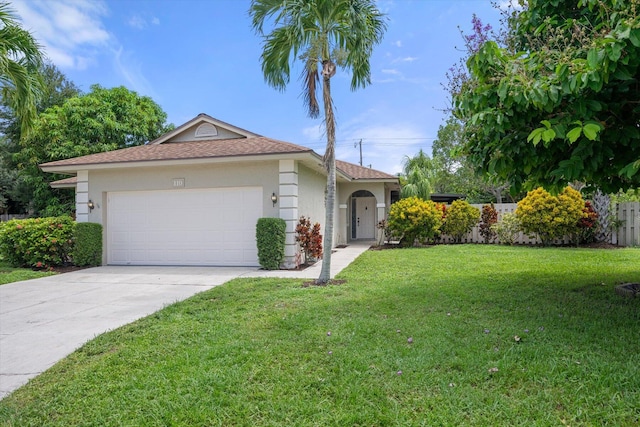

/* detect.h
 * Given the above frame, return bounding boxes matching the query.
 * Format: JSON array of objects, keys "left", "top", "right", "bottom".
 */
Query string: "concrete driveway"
[
  {"left": 0, "top": 266, "right": 254, "bottom": 399},
  {"left": 0, "top": 242, "right": 372, "bottom": 400}
]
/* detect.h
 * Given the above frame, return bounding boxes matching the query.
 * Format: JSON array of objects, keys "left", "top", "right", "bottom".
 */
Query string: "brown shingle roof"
[
  {"left": 336, "top": 160, "right": 397, "bottom": 180},
  {"left": 49, "top": 176, "right": 78, "bottom": 188},
  {"left": 40, "top": 137, "right": 312, "bottom": 168}
]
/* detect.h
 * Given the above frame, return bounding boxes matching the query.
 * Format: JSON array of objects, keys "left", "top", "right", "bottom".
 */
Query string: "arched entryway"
[{"left": 349, "top": 190, "right": 376, "bottom": 240}]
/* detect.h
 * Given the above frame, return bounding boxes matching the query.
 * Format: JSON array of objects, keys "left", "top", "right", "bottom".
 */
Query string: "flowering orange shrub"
[
  {"left": 387, "top": 197, "right": 444, "bottom": 246},
  {"left": 515, "top": 187, "right": 586, "bottom": 245}
]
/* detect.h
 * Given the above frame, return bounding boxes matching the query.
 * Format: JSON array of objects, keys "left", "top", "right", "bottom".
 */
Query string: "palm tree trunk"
[{"left": 317, "top": 65, "right": 336, "bottom": 284}]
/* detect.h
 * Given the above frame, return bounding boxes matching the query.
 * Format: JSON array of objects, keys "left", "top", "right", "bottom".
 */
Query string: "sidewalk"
[{"left": 244, "top": 241, "right": 372, "bottom": 279}]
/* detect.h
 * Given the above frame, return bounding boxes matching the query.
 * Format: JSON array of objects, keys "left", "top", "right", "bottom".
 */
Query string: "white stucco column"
[
  {"left": 279, "top": 160, "right": 298, "bottom": 268},
  {"left": 339, "top": 204, "right": 348, "bottom": 245},
  {"left": 376, "top": 202, "right": 386, "bottom": 244},
  {"left": 75, "top": 170, "right": 89, "bottom": 223}
]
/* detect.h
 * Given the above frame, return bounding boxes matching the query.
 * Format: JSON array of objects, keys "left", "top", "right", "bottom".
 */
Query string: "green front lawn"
[
  {"left": 1, "top": 245, "right": 639, "bottom": 426},
  {"left": 0, "top": 258, "right": 54, "bottom": 285}
]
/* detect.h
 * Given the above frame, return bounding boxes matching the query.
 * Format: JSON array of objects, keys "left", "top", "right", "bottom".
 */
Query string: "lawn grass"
[
  {"left": 0, "top": 245, "right": 639, "bottom": 426},
  {"left": 0, "top": 258, "right": 54, "bottom": 285}
]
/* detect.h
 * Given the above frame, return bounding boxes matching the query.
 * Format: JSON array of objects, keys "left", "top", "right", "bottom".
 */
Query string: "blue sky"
[{"left": 13, "top": 0, "right": 504, "bottom": 175}]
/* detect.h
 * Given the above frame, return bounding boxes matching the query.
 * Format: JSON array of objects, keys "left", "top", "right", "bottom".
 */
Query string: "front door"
[{"left": 354, "top": 197, "right": 376, "bottom": 239}]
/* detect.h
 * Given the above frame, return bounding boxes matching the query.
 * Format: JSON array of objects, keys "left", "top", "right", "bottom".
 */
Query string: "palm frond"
[
  {"left": 0, "top": 2, "right": 45, "bottom": 136},
  {"left": 300, "top": 56, "right": 320, "bottom": 118}
]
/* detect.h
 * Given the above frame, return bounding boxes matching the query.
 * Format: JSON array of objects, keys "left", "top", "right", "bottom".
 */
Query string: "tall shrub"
[
  {"left": 256, "top": 218, "right": 286, "bottom": 270},
  {"left": 479, "top": 204, "right": 498, "bottom": 243},
  {"left": 441, "top": 200, "right": 480, "bottom": 243},
  {"left": 515, "top": 187, "right": 586, "bottom": 245},
  {"left": 573, "top": 201, "right": 599, "bottom": 245},
  {"left": 491, "top": 212, "right": 521, "bottom": 245},
  {"left": 72, "top": 223, "right": 102, "bottom": 266},
  {"left": 295, "top": 216, "right": 322, "bottom": 264},
  {"left": 0, "top": 216, "right": 74, "bottom": 267},
  {"left": 387, "top": 197, "right": 444, "bottom": 247}
]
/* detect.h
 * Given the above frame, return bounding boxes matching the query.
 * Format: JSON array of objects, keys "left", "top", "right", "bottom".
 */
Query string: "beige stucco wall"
[
  {"left": 85, "top": 160, "right": 280, "bottom": 263},
  {"left": 80, "top": 158, "right": 394, "bottom": 265},
  {"left": 297, "top": 164, "right": 327, "bottom": 234},
  {"left": 338, "top": 182, "right": 389, "bottom": 243},
  {"left": 168, "top": 125, "right": 245, "bottom": 142}
]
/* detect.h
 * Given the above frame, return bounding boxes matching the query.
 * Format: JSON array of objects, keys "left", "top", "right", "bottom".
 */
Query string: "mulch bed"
[{"left": 33, "top": 265, "right": 91, "bottom": 274}]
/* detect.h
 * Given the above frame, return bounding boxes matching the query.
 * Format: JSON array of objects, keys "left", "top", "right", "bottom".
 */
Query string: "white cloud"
[
  {"left": 13, "top": 0, "right": 157, "bottom": 97},
  {"left": 13, "top": 0, "right": 110, "bottom": 69},
  {"left": 498, "top": 0, "right": 525, "bottom": 11},
  {"left": 334, "top": 110, "right": 432, "bottom": 175},
  {"left": 128, "top": 14, "right": 161, "bottom": 29},
  {"left": 112, "top": 47, "right": 158, "bottom": 99},
  {"left": 301, "top": 124, "right": 323, "bottom": 142},
  {"left": 382, "top": 69, "right": 401, "bottom": 75},
  {"left": 376, "top": 0, "right": 396, "bottom": 14},
  {"left": 394, "top": 40, "right": 402, "bottom": 47},
  {"left": 128, "top": 15, "right": 147, "bottom": 30},
  {"left": 392, "top": 56, "right": 418, "bottom": 63}
]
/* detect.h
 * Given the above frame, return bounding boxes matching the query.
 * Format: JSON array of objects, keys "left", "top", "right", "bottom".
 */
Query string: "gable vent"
[{"left": 195, "top": 123, "right": 218, "bottom": 138}]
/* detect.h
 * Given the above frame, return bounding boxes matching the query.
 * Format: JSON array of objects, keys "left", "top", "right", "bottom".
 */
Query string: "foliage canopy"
[
  {"left": 15, "top": 85, "right": 171, "bottom": 215},
  {"left": 454, "top": 0, "right": 640, "bottom": 193},
  {"left": 0, "top": 2, "right": 44, "bottom": 135}
]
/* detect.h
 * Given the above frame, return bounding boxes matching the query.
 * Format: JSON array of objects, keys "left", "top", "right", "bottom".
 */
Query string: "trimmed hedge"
[
  {"left": 256, "top": 217, "right": 286, "bottom": 270},
  {"left": 0, "top": 216, "right": 74, "bottom": 268},
  {"left": 72, "top": 222, "right": 103, "bottom": 266}
]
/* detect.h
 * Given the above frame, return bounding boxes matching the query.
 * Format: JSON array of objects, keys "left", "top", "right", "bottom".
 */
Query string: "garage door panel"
[{"left": 107, "top": 187, "right": 262, "bottom": 266}]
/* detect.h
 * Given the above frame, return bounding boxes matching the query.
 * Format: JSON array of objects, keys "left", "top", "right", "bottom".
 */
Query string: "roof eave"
[
  {"left": 348, "top": 178, "right": 400, "bottom": 183},
  {"left": 39, "top": 151, "right": 315, "bottom": 174},
  {"left": 50, "top": 182, "right": 77, "bottom": 189}
]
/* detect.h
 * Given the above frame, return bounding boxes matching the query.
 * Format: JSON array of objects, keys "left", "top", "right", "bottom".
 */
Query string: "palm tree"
[
  {"left": 250, "top": 0, "right": 386, "bottom": 284},
  {"left": 400, "top": 149, "right": 437, "bottom": 201},
  {"left": 0, "top": 2, "right": 44, "bottom": 136}
]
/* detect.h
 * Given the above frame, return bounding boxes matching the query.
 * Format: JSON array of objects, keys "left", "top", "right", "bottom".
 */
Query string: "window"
[{"left": 194, "top": 123, "right": 218, "bottom": 138}]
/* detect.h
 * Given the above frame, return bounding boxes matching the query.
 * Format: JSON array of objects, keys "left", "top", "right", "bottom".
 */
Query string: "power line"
[{"left": 302, "top": 138, "right": 435, "bottom": 150}]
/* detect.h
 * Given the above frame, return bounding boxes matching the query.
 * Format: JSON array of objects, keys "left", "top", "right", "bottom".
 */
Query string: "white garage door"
[{"left": 107, "top": 187, "right": 263, "bottom": 266}]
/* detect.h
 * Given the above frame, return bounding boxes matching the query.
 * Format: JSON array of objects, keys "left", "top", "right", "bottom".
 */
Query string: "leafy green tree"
[
  {"left": 437, "top": 15, "right": 512, "bottom": 203},
  {"left": 15, "top": 85, "right": 171, "bottom": 215},
  {"left": 250, "top": 0, "right": 386, "bottom": 284},
  {"left": 1, "top": 63, "right": 80, "bottom": 213},
  {"left": 0, "top": 2, "right": 44, "bottom": 135},
  {"left": 431, "top": 117, "right": 510, "bottom": 203},
  {"left": 454, "top": 0, "right": 640, "bottom": 193}
]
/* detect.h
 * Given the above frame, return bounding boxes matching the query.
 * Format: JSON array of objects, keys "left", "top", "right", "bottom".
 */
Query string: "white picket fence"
[{"left": 440, "top": 202, "right": 640, "bottom": 247}]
